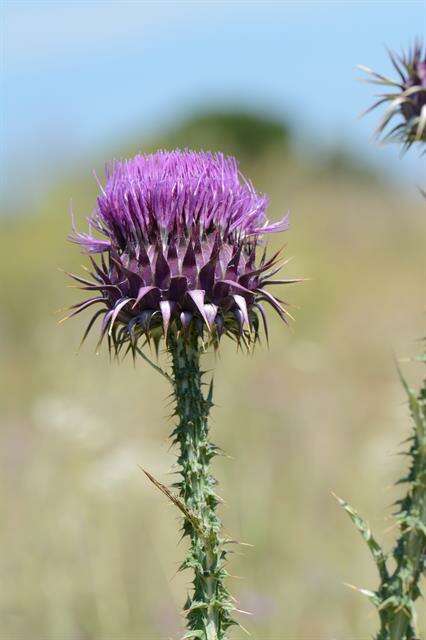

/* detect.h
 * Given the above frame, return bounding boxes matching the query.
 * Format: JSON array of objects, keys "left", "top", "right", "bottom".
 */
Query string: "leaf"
[
  {"left": 332, "top": 492, "right": 389, "bottom": 582},
  {"left": 395, "top": 361, "right": 425, "bottom": 442},
  {"left": 141, "top": 468, "right": 206, "bottom": 537},
  {"left": 134, "top": 346, "right": 172, "bottom": 382},
  {"left": 206, "top": 378, "right": 214, "bottom": 408},
  {"left": 344, "top": 582, "right": 380, "bottom": 607},
  {"left": 185, "top": 600, "right": 208, "bottom": 613},
  {"left": 181, "top": 632, "right": 204, "bottom": 640}
]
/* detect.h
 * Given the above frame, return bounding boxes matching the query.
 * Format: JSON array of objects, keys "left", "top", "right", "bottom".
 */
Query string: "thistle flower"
[
  {"left": 349, "top": 39, "right": 426, "bottom": 640},
  {"left": 65, "top": 149, "right": 295, "bottom": 640},
  {"left": 67, "top": 150, "right": 294, "bottom": 354},
  {"left": 361, "top": 41, "right": 426, "bottom": 149}
]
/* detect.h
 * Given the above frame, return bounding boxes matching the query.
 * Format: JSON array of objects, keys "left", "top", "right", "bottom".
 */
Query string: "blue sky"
[{"left": 2, "top": 0, "right": 426, "bottom": 204}]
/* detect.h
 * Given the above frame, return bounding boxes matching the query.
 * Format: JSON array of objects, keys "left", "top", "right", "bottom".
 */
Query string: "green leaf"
[
  {"left": 396, "top": 362, "right": 425, "bottom": 442},
  {"left": 333, "top": 492, "right": 389, "bottom": 582},
  {"left": 186, "top": 600, "right": 208, "bottom": 613},
  {"left": 134, "top": 345, "right": 173, "bottom": 382},
  {"left": 344, "top": 582, "right": 380, "bottom": 607}
]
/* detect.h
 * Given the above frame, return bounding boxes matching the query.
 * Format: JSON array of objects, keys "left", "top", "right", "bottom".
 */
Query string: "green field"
[{"left": 1, "top": 122, "right": 425, "bottom": 638}]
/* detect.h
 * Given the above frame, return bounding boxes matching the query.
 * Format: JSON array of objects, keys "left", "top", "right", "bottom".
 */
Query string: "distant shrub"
[{"left": 166, "top": 109, "right": 291, "bottom": 159}]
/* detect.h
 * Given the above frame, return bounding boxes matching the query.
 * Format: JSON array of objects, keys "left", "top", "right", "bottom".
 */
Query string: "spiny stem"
[
  {"left": 168, "top": 330, "right": 235, "bottom": 640},
  {"left": 337, "top": 357, "right": 425, "bottom": 639},
  {"left": 387, "top": 367, "right": 426, "bottom": 639}
]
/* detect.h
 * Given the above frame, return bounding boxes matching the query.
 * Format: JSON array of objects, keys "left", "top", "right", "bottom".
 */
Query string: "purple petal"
[
  {"left": 69, "top": 231, "right": 111, "bottom": 254},
  {"left": 253, "top": 212, "right": 290, "bottom": 235}
]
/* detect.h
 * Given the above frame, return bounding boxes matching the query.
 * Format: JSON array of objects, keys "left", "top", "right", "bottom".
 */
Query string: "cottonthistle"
[
  {"left": 337, "top": 41, "right": 426, "bottom": 640},
  {"left": 68, "top": 151, "right": 291, "bottom": 354},
  {"left": 360, "top": 40, "right": 426, "bottom": 150},
  {"left": 65, "top": 150, "right": 295, "bottom": 639}
]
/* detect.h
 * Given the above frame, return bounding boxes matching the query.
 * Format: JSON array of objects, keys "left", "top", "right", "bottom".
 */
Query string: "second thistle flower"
[{"left": 361, "top": 41, "right": 426, "bottom": 149}]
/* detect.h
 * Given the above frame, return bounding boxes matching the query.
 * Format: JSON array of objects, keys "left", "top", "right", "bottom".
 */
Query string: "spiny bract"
[
  {"left": 66, "top": 150, "right": 296, "bottom": 354},
  {"left": 361, "top": 40, "right": 426, "bottom": 149}
]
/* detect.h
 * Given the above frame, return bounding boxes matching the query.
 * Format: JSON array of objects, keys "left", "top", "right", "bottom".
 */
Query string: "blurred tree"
[{"left": 164, "top": 109, "right": 291, "bottom": 160}]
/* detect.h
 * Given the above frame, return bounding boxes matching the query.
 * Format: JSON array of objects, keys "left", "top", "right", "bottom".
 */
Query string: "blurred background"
[{"left": 1, "top": 1, "right": 425, "bottom": 638}]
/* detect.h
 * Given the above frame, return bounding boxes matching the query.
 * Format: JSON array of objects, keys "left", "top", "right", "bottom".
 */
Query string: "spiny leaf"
[
  {"left": 134, "top": 345, "right": 172, "bottom": 382},
  {"left": 332, "top": 492, "right": 389, "bottom": 582},
  {"left": 344, "top": 582, "right": 380, "bottom": 607},
  {"left": 185, "top": 601, "right": 208, "bottom": 613},
  {"left": 396, "top": 363, "right": 421, "bottom": 419},
  {"left": 141, "top": 468, "right": 206, "bottom": 537}
]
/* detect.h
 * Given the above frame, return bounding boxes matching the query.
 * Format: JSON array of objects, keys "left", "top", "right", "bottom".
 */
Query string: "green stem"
[
  {"left": 388, "top": 374, "right": 426, "bottom": 640},
  {"left": 168, "top": 330, "right": 234, "bottom": 640},
  {"left": 340, "top": 365, "right": 425, "bottom": 640}
]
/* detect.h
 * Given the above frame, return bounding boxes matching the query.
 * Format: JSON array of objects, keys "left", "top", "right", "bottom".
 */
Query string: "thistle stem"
[
  {"left": 168, "top": 330, "right": 234, "bottom": 640},
  {"left": 338, "top": 365, "right": 426, "bottom": 640},
  {"left": 387, "top": 374, "right": 426, "bottom": 640}
]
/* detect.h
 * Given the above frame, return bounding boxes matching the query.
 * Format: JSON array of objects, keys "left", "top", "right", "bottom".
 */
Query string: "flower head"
[
  {"left": 66, "top": 150, "right": 296, "bottom": 354},
  {"left": 361, "top": 41, "right": 426, "bottom": 149}
]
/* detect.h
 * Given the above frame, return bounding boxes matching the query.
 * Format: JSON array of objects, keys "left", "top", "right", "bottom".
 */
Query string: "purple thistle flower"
[
  {"left": 66, "top": 150, "right": 297, "bottom": 354},
  {"left": 361, "top": 40, "right": 426, "bottom": 149}
]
